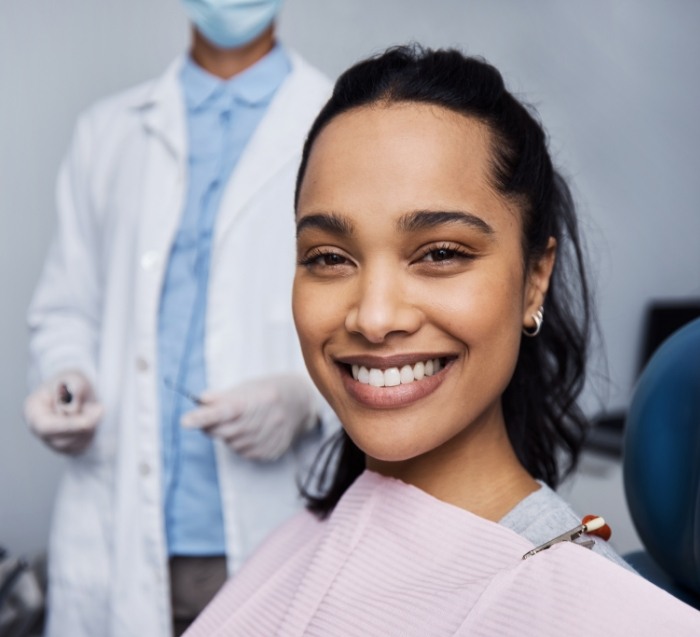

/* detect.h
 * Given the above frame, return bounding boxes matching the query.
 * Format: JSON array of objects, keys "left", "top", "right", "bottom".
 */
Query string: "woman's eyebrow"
[
  {"left": 296, "top": 212, "right": 354, "bottom": 238},
  {"left": 398, "top": 210, "right": 495, "bottom": 235}
]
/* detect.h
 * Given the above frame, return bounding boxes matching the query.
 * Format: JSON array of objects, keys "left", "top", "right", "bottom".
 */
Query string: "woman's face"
[{"left": 293, "top": 103, "right": 553, "bottom": 470}]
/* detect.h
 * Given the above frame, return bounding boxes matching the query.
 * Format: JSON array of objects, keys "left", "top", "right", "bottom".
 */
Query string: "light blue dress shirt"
[{"left": 158, "top": 46, "right": 291, "bottom": 556}]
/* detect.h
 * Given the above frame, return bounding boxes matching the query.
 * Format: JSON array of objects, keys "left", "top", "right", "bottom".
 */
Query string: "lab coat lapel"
[
  {"left": 139, "top": 56, "right": 187, "bottom": 162},
  {"left": 133, "top": 58, "right": 188, "bottom": 327},
  {"left": 215, "top": 54, "right": 319, "bottom": 235}
]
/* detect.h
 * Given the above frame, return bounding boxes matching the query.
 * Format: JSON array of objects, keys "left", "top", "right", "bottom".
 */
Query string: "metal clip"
[{"left": 521, "top": 516, "right": 605, "bottom": 560}]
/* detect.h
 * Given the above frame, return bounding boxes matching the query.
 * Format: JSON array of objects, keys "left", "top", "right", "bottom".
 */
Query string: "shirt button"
[
  {"left": 140, "top": 251, "right": 160, "bottom": 270},
  {"left": 139, "top": 462, "right": 151, "bottom": 477},
  {"left": 136, "top": 357, "right": 149, "bottom": 372}
]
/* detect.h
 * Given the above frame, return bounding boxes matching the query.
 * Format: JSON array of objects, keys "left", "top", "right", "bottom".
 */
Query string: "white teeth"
[
  {"left": 368, "top": 368, "right": 385, "bottom": 387},
  {"left": 352, "top": 358, "right": 444, "bottom": 387},
  {"left": 384, "top": 368, "right": 401, "bottom": 387},
  {"left": 399, "top": 365, "right": 414, "bottom": 384}
]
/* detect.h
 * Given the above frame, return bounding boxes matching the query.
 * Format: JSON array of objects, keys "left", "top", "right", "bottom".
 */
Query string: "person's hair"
[{"left": 297, "top": 45, "right": 592, "bottom": 517}]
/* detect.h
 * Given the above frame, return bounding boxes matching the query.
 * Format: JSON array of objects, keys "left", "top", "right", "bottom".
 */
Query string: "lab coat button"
[
  {"left": 140, "top": 251, "right": 160, "bottom": 270},
  {"left": 136, "top": 357, "right": 149, "bottom": 372},
  {"left": 139, "top": 462, "right": 151, "bottom": 477}
]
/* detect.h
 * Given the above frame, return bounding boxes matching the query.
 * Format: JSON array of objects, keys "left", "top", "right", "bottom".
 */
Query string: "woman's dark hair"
[{"left": 297, "top": 45, "right": 591, "bottom": 516}]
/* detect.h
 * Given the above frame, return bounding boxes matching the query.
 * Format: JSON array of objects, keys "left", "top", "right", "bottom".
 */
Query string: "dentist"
[{"left": 23, "top": 1, "right": 333, "bottom": 635}]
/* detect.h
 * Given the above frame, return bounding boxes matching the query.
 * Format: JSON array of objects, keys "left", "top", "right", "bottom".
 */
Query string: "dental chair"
[{"left": 623, "top": 317, "right": 700, "bottom": 610}]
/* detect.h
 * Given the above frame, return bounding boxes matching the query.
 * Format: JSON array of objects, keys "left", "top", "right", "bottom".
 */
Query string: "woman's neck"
[{"left": 367, "top": 418, "right": 539, "bottom": 522}]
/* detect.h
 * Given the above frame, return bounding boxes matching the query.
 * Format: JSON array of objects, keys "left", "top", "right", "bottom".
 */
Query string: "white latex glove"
[
  {"left": 181, "top": 373, "right": 318, "bottom": 461},
  {"left": 23, "top": 370, "right": 103, "bottom": 454}
]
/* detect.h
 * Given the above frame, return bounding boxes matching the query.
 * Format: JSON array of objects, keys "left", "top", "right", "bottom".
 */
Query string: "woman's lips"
[{"left": 336, "top": 355, "right": 455, "bottom": 409}]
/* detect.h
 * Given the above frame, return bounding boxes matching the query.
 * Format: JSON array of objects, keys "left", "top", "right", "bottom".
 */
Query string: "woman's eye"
[
  {"left": 315, "top": 253, "right": 347, "bottom": 266},
  {"left": 325, "top": 253, "right": 348, "bottom": 266},
  {"left": 300, "top": 250, "right": 352, "bottom": 270},
  {"left": 419, "top": 245, "right": 473, "bottom": 263},
  {"left": 425, "top": 248, "right": 457, "bottom": 262}
]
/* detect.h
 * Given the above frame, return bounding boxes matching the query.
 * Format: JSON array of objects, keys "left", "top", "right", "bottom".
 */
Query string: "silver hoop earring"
[{"left": 523, "top": 305, "right": 544, "bottom": 337}]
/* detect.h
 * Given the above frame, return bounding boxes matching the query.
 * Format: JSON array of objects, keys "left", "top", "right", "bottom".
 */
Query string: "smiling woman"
[
  {"left": 293, "top": 101, "right": 555, "bottom": 517},
  {"left": 185, "top": 46, "right": 700, "bottom": 636},
  {"left": 293, "top": 49, "right": 587, "bottom": 518}
]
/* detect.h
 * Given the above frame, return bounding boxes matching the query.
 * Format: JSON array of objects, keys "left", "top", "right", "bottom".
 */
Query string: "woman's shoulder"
[{"left": 499, "top": 481, "right": 632, "bottom": 570}]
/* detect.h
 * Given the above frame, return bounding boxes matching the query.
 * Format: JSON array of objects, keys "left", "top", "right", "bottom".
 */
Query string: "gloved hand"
[
  {"left": 23, "top": 370, "right": 104, "bottom": 455},
  {"left": 181, "top": 373, "right": 318, "bottom": 461}
]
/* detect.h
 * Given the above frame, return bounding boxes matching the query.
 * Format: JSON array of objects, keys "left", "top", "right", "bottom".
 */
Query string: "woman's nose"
[{"left": 344, "top": 270, "right": 423, "bottom": 343}]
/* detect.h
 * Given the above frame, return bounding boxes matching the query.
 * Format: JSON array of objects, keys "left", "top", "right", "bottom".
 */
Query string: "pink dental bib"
[{"left": 187, "top": 471, "right": 700, "bottom": 636}]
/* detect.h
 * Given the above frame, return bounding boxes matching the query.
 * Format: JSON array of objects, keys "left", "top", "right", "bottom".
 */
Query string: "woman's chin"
[{"left": 345, "top": 427, "right": 429, "bottom": 465}]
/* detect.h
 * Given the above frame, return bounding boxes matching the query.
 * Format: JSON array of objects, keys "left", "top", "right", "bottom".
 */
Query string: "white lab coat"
[{"left": 27, "top": 51, "right": 333, "bottom": 637}]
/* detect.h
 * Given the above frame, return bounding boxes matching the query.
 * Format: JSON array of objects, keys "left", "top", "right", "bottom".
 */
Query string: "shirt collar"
[{"left": 180, "top": 43, "right": 291, "bottom": 111}]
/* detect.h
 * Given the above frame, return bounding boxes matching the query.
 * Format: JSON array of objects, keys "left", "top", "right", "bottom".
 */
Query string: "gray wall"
[{"left": 2, "top": 0, "right": 699, "bottom": 557}]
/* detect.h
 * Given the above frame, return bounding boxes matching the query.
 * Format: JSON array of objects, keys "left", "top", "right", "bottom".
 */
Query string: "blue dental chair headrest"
[{"left": 623, "top": 317, "right": 700, "bottom": 608}]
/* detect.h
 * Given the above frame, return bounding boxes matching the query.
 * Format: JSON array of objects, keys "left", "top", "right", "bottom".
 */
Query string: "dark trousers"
[{"left": 169, "top": 555, "right": 227, "bottom": 636}]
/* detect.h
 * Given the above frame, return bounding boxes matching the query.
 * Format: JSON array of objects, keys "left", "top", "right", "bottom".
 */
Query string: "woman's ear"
[{"left": 523, "top": 237, "right": 556, "bottom": 329}]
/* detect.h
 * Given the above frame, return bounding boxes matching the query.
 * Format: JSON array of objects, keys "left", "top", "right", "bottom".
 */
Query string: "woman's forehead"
[
  {"left": 297, "top": 103, "right": 516, "bottom": 227},
  {"left": 312, "top": 102, "right": 492, "bottom": 160}
]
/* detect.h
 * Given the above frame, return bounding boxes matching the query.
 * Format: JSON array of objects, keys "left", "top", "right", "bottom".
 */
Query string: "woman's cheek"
[{"left": 294, "top": 280, "right": 330, "bottom": 357}]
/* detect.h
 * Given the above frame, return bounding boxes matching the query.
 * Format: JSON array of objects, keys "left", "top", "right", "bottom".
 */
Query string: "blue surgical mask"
[{"left": 180, "top": 0, "right": 283, "bottom": 49}]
